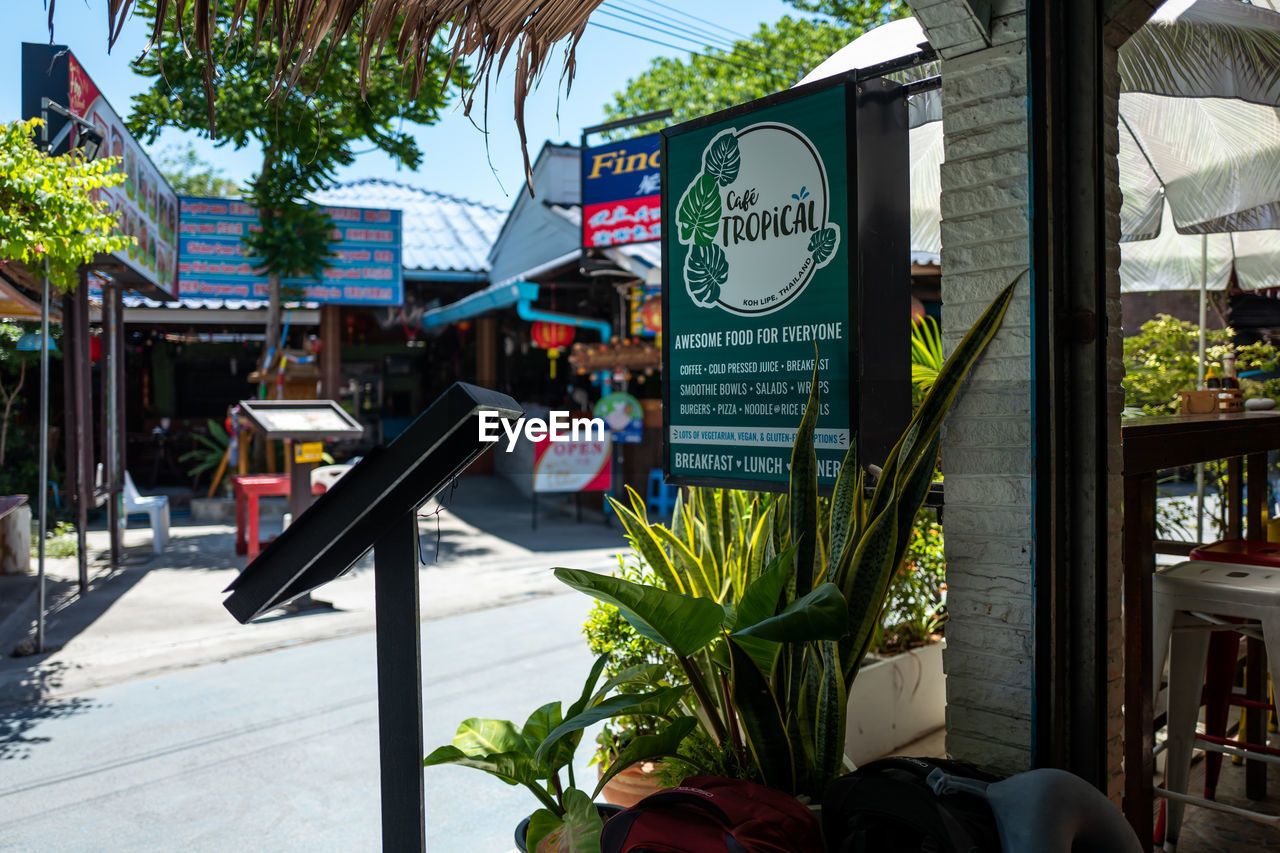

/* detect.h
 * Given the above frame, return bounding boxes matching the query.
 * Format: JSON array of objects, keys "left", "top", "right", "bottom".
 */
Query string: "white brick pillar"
[
  {"left": 910, "top": 0, "right": 1130, "bottom": 795},
  {"left": 910, "top": 1, "right": 1036, "bottom": 774}
]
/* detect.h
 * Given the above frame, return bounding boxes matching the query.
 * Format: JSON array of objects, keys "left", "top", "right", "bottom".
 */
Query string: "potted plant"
[
  {"left": 846, "top": 512, "right": 948, "bottom": 764},
  {"left": 554, "top": 275, "right": 1017, "bottom": 805},
  {"left": 423, "top": 653, "right": 695, "bottom": 853},
  {"left": 581, "top": 555, "right": 681, "bottom": 807}
]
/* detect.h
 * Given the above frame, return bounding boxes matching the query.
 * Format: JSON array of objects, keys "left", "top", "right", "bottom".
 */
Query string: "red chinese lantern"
[
  {"left": 89, "top": 335, "right": 103, "bottom": 363},
  {"left": 639, "top": 296, "right": 662, "bottom": 336},
  {"left": 530, "top": 321, "right": 575, "bottom": 379}
]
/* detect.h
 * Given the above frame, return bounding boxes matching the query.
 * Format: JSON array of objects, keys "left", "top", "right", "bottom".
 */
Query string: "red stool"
[
  {"left": 232, "top": 474, "right": 291, "bottom": 560},
  {"left": 1187, "top": 541, "right": 1279, "bottom": 798}
]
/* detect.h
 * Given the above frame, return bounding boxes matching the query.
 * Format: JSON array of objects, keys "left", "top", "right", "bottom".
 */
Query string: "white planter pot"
[{"left": 844, "top": 639, "right": 946, "bottom": 766}]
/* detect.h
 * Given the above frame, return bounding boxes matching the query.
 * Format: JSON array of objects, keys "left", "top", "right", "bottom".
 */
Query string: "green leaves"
[
  {"left": 454, "top": 717, "right": 527, "bottom": 757},
  {"left": 545, "top": 268, "right": 1019, "bottom": 804},
  {"left": 0, "top": 119, "right": 130, "bottom": 292},
  {"left": 555, "top": 568, "right": 725, "bottom": 658},
  {"left": 910, "top": 316, "right": 945, "bottom": 408},
  {"left": 808, "top": 227, "right": 838, "bottom": 264},
  {"left": 424, "top": 652, "right": 685, "bottom": 823},
  {"left": 729, "top": 638, "right": 794, "bottom": 791},
  {"left": 834, "top": 272, "right": 1021, "bottom": 679},
  {"left": 534, "top": 687, "right": 688, "bottom": 766},
  {"left": 525, "top": 789, "right": 604, "bottom": 853},
  {"left": 705, "top": 133, "right": 741, "bottom": 186},
  {"left": 422, "top": 745, "right": 539, "bottom": 790},
  {"left": 732, "top": 583, "right": 849, "bottom": 643},
  {"left": 685, "top": 245, "right": 728, "bottom": 307},
  {"left": 677, "top": 174, "right": 722, "bottom": 246},
  {"left": 600, "top": 13, "right": 903, "bottom": 138}
]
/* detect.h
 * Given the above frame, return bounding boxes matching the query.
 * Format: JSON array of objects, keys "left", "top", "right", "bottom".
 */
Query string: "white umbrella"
[
  {"left": 1119, "top": 204, "right": 1280, "bottom": 294},
  {"left": 804, "top": 3, "right": 1280, "bottom": 339},
  {"left": 804, "top": 3, "right": 1280, "bottom": 267},
  {"left": 807, "top": 2, "right": 1280, "bottom": 541}
]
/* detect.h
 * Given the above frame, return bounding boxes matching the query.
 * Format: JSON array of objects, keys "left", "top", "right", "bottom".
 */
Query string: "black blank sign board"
[{"left": 222, "top": 382, "right": 522, "bottom": 851}]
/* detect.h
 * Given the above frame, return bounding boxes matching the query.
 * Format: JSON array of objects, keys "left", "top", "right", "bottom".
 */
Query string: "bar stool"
[
  {"left": 1152, "top": 560, "right": 1280, "bottom": 850},
  {"left": 1187, "top": 540, "right": 1280, "bottom": 801}
]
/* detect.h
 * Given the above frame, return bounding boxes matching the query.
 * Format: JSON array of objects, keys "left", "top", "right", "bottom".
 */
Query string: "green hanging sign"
[{"left": 662, "top": 76, "right": 910, "bottom": 490}]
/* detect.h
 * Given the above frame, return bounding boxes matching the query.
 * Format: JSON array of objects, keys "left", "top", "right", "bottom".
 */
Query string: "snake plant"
[{"left": 555, "top": 273, "right": 1019, "bottom": 800}]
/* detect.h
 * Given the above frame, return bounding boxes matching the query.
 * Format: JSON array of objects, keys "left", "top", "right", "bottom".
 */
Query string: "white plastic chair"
[
  {"left": 310, "top": 464, "right": 354, "bottom": 494},
  {"left": 121, "top": 471, "right": 170, "bottom": 554}
]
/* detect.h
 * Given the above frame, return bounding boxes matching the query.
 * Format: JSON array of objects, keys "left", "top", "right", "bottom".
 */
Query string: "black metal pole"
[{"left": 374, "top": 511, "right": 425, "bottom": 852}]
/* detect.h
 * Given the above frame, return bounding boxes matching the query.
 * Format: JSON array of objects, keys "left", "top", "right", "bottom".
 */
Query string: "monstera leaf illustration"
[
  {"left": 704, "top": 133, "right": 741, "bottom": 187},
  {"left": 677, "top": 174, "right": 722, "bottom": 246},
  {"left": 685, "top": 245, "right": 728, "bottom": 307},
  {"left": 808, "top": 227, "right": 838, "bottom": 264}
]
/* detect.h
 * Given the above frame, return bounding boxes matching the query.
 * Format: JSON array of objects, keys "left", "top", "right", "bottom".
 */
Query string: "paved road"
[{"left": 0, "top": 593, "right": 601, "bottom": 852}]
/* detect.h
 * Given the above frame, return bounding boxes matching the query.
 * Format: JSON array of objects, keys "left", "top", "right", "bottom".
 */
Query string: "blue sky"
[{"left": 7, "top": 1, "right": 812, "bottom": 210}]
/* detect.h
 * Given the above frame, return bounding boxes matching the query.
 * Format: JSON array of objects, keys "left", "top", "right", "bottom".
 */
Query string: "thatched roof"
[{"left": 75, "top": 1, "right": 606, "bottom": 182}]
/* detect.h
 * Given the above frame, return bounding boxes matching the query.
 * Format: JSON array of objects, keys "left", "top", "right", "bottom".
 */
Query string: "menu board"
[
  {"left": 237, "top": 400, "right": 365, "bottom": 440},
  {"left": 661, "top": 77, "right": 909, "bottom": 490},
  {"left": 22, "top": 43, "right": 179, "bottom": 295},
  {"left": 179, "top": 197, "right": 404, "bottom": 306}
]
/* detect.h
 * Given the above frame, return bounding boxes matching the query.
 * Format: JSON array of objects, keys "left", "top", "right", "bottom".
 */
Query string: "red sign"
[
  {"left": 22, "top": 45, "right": 180, "bottom": 294},
  {"left": 532, "top": 435, "right": 611, "bottom": 493},
  {"left": 582, "top": 134, "right": 661, "bottom": 248}
]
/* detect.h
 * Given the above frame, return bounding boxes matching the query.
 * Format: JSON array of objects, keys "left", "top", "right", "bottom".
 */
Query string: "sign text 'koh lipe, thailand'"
[{"left": 662, "top": 77, "right": 910, "bottom": 490}]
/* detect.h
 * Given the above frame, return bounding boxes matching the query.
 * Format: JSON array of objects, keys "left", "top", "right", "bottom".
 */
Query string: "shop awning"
[
  {"left": 115, "top": 292, "right": 319, "bottom": 326},
  {"left": 0, "top": 275, "right": 50, "bottom": 321},
  {"left": 420, "top": 280, "right": 537, "bottom": 330},
  {"left": 419, "top": 278, "right": 611, "bottom": 340}
]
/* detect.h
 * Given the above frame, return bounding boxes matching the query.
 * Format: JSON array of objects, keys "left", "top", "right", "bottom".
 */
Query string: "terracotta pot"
[{"left": 599, "top": 759, "right": 669, "bottom": 808}]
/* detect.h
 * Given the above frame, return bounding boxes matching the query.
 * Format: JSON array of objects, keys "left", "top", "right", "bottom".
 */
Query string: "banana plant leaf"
[
  {"left": 422, "top": 745, "right": 541, "bottom": 790},
  {"left": 554, "top": 568, "right": 724, "bottom": 658},
  {"left": 534, "top": 686, "right": 688, "bottom": 766}
]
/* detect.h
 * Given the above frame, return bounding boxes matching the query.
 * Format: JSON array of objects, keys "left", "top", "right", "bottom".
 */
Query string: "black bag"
[{"left": 821, "top": 757, "right": 1004, "bottom": 853}]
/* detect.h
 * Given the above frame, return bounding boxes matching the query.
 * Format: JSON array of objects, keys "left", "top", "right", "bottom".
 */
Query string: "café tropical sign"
[
  {"left": 675, "top": 125, "right": 840, "bottom": 316},
  {"left": 662, "top": 76, "right": 909, "bottom": 490}
]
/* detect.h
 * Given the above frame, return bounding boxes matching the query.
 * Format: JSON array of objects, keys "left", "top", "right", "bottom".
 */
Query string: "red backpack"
[{"left": 600, "top": 775, "right": 824, "bottom": 853}]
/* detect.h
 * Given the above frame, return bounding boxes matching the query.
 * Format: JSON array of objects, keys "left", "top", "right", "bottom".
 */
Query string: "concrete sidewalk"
[{"left": 0, "top": 476, "right": 629, "bottom": 705}]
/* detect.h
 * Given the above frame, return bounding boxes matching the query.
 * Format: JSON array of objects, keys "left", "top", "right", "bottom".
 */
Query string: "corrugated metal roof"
[{"left": 311, "top": 178, "right": 505, "bottom": 275}]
